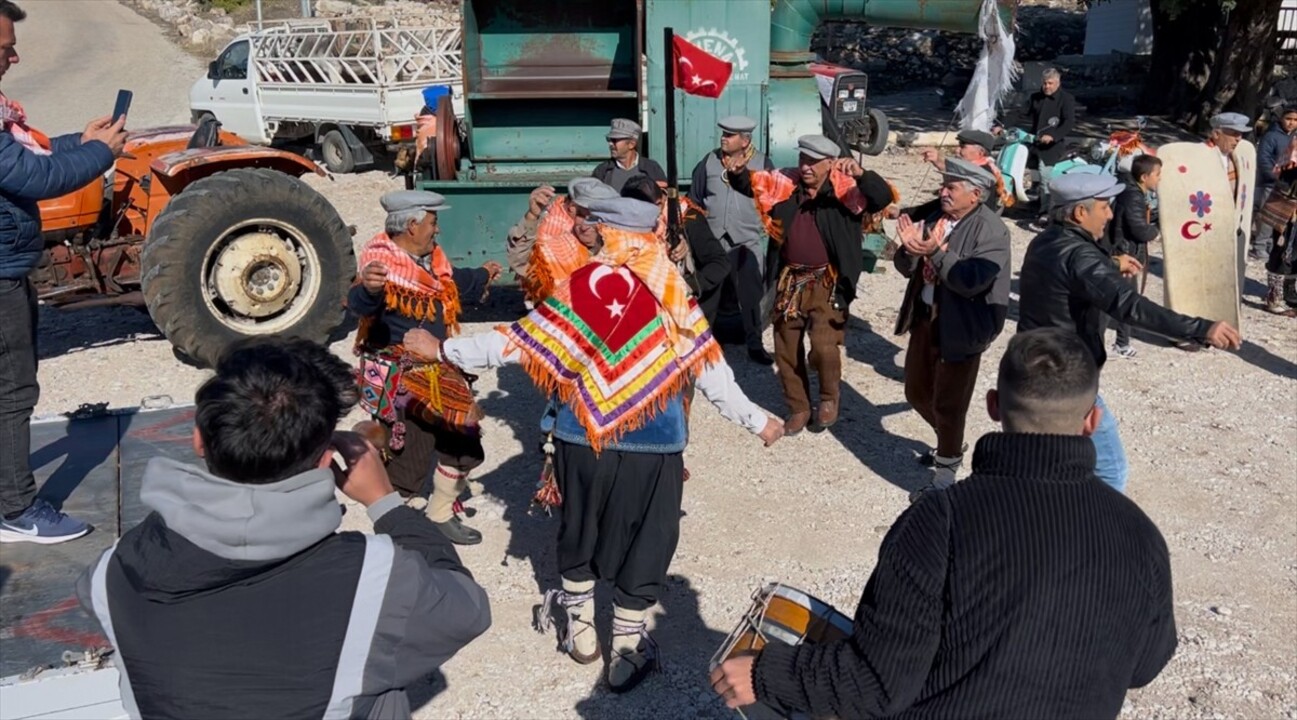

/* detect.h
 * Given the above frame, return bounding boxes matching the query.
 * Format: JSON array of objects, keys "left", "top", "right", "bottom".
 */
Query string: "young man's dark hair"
[
  {"left": 993, "top": 328, "right": 1099, "bottom": 434},
  {"left": 78, "top": 338, "right": 491, "bottom": 719},
  {"left": 620, "top": 174, "right": 663, "bottom": 204},
  {"left": 1129, "top": 154, "right": 1162, "bottom": 185},
  {"left": 0, "top": 1, "right": 25, "bottom": 22},
  {"left": 194, "top": 337, "right": 358, "bottom": 484}
]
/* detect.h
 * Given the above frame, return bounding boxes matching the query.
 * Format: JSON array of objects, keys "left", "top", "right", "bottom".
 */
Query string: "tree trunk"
[{"left": 1141, "top": 0, "right": 1281, "bottom": 130}]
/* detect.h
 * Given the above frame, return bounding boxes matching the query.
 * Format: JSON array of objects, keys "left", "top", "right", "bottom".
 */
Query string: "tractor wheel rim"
[{"left": 201, "top": 219, "right": 322, "bottom": 333}]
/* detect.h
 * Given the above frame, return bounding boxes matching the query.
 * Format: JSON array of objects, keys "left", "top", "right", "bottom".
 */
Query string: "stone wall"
[{"left": 121, "top": 0, "right": 241, "bottom": 51}]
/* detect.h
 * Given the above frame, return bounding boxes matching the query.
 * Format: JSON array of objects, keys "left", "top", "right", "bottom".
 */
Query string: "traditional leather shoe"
[
  {"left": 784, "top": 411, "right": 812, "bottom": 436},
  {"left": 810, "top": 400, "right": 839, "bottom": 432},
  {"left": 433, "top": 516, "right": 482, "bottom": 545},
  {"left": 747, "top": 346, "right": 774, "bottom": 366}
]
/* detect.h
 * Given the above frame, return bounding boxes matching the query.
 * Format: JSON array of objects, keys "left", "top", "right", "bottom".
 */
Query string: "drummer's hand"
[
  {"left": 757, "top": 417, "right": 784, "bottom": 447},
  {"left": 403, "top": 328, "right": 441, "bottom": 361},
  {"left": 710, "top": 655, "right": 758, "bottom": 709}
]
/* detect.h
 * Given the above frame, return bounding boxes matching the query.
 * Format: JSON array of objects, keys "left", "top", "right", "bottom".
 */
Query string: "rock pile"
[
  {"left": 812, "top": 6, "right": 1086, "bottom": 95},
  {"left": 121, "top": 0, "right": 241, "bottom": 50}
]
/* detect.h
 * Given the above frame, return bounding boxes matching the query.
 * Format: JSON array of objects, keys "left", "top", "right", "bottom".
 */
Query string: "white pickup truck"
[{"left": 188, "top": 16, "right": 464, "bottom": 173}]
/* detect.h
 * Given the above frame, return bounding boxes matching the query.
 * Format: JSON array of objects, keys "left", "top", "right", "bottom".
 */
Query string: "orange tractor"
[{"left": 34, "top": 120, "right": 356, "bottom": 367}]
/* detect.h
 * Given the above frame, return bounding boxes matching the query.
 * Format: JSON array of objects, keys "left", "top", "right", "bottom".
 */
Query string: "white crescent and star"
[
  {"left": 678, "top": 55, "right": 718, "bottom": 90},
  {"left": 588, "top": 265, "right": 635, "bottom": 317}
]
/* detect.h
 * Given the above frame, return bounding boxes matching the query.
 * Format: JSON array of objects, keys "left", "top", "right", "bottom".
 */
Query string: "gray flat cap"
[
  {"left": 581, "top": 196, "right": 661, "bottom": 233},
  {"left": 956, "top": 129, "right": 996, "bottom": 153},
  {"left": 606, "top": 118, "right": 642, "bottom": 141},
  {"left": 941, "top": 157, "right": 997, "bottom": 190},
  {"left": 1210, "top": 112, "right": 1252, "bottom": 133},
  {"left": 1049, "top": 172, "right": 1124, "bottom": 207},
  {"left": 567, "top": 177, "right": 620, "bottom": 209},
  {"left": 718, "top": 115, "right": 757, "bottom": 134},
  {"left": 380, "top": 190, "right": 450, "bottom": 213},
  {"left": 797, "top": 134, "right": 841, "bottom": 161}
]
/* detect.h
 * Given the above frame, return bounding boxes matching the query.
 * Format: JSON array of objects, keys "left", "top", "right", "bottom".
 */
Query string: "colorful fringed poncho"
[
  {"left": 501, "top": 225, "right": 721, "bottom": 453},
  {"left": 353, "top": 232, "right": 481, "bottom": 437}
]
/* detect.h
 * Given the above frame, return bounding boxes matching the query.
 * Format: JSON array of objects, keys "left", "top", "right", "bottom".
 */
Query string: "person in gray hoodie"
[{"left": 76, "top": 337, "right": 491, "bottom": 720}]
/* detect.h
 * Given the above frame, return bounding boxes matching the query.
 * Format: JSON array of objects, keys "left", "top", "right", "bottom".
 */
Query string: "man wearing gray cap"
[
  {"left": 920, "top": 129, "right": 1013, "bottom": 211},
  {"left": 1205, "top": 112, "right": 1254, "bottom": 288},
  {"left": 429, "top": 195, "right": 782, "bottom": 693},
  {"left": 506, "top": 178, "right": 621, "bottom": 303},
  {"left": 349, "top": 190, "right": 503, "bottom": 545},
  {"left": 1019, "top": 173, "right": 1241, "bottom": 494},
  {"left": 592, "top": 118, "right": 667, "bottom": 193},
  {"left": 689, "top": 115, "right": 777, "bottom": 364},
  {"left": 894, "top": 158, "right": 1012, "bottom": 493},
  {"left": 727, "top": 134, "right": 896, "bottom": 433}
]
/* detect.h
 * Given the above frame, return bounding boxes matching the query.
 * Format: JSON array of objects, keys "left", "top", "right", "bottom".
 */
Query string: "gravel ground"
[{"left": 16, "top": 3, "right": 1297, "bottom": 718}]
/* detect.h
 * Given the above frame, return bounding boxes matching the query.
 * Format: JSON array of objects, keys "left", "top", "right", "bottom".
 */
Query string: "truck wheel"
[
  {"left": 320, "top": 129, "right": 355, "bottom": 173},
  {"left": 860, "top": 108, "right": 890, "bottom": 156},
  {"left": 140, "top": 168, "right": 355, "bottom": 368}
]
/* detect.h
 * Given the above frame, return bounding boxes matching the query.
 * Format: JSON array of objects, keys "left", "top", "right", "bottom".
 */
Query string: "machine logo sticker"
[{"left": 684, "top": 28, "right": 749, "bottom": 81}]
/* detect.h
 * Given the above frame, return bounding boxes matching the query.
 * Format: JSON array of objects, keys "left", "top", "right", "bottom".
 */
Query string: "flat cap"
[
  {"left": 567, "top": 177, "right": 620, "bottom": 209},
  {"left": 582, "top": 196, "right": 661, "bottom": 233},
  {"left": 1048, "top": 172, "right": 1124, "bottom": 207},
  {"left": 606, "top": 118, "right": 642, "bottom": 141},
  {"left": 1210, "top": 112, "right": 1252, "bottom": 133},
  {"left": 941, "top": 157, "right": 997, "bottom": 190},
  {"left": 380, "top": 190, "right": 450, "bottom": 213},
  {"left": 797, "top": 134, "right": 841, "bottom": 161},
  {"left": 956, "top": 129, "right": 996, "bottom": 153},
  {"left": 718, "top": 115, "right": 757, "bottom": 134}
]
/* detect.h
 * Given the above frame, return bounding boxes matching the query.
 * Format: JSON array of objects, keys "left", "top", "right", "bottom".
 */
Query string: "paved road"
[{"left": 2, "top": 0, "right": 203, "bottom": 134}]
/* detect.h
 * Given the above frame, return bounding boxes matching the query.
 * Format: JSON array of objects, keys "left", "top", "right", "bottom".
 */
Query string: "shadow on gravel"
[
  {"left": 36, "top": 305, "right": 163, "bottom": 361},
  {"left": 1234, "top": 340, "right": 1297, "bottom": 380},
  {"left": 407, "top": 669, "right": 449, "bottom": 714},
  {"left": 573, "top": 574, "right": 729, "bottom": 719}
]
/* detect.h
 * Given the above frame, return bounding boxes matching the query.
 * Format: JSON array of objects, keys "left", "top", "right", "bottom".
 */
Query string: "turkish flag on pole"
[{"left": 672, "top": 35, "right": 732, "bottom": 99}]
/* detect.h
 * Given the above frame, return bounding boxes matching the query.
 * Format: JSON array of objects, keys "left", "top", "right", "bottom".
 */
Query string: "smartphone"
[{"left": 112, "top": 89, "right": 133, "bottom": 124}]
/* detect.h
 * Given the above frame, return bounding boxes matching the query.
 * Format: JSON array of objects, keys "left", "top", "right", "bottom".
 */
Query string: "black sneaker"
[{"left": 433, "top": 516, "right": 482, "bottom": 545}]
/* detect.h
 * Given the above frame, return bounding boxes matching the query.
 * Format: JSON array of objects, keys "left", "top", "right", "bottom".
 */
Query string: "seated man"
[
  {"left": 712, "top": 328, "right": 1177, "bottom": 720},
  {"left": 77, "top": 338, "right": 491, "bottom": 720}
]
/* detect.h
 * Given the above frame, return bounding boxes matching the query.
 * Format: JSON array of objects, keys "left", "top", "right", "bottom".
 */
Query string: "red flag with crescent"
[{"left": 672, "top": 35, "right": 732, "bottom": 99}]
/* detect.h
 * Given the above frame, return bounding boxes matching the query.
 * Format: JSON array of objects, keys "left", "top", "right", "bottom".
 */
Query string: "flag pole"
[{"left": 663, "top": 26, "right": 683, "bottom": 252}]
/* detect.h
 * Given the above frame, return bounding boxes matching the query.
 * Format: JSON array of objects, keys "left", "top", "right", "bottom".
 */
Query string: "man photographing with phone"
[
  {"left": 76, "top": 337, "right": 491, "bottom": 719},
  {"left": 1, "top": 0, "right": 130, "bottom": 544}
]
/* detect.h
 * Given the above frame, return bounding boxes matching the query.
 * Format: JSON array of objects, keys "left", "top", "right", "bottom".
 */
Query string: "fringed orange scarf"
[
  {"left": 501, "top": 225, "right": 721, "bottom": 453},
  {"left": 525, "top": 199, "right": 591, "bottom": 303},
  {"left": 747, "top": 168, "right": 868, "bottom": 243},
  {"left": 353, "top": 232, "right": 462, "bottom": 347}
]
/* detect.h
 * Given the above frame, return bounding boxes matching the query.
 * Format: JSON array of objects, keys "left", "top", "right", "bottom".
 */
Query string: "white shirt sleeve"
[
  {"left": 694, "top": 358, "right": 769, "bottom": 434},
  {"left": 442, "top": 332, "right": 516, "bottom": 370}
]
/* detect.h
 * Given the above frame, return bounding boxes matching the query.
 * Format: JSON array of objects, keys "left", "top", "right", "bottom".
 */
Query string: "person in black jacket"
[
  {"left": 619, "top": 174, "right": 731, "bottom": 324},
  {"left": 77, "top": 338, "right": 491, "bottom": 720},
  {"left": 894, "top": 159, "right": 1012, "bottom": 492},
  {"left": 1, "top": 0, "right": 130, "bottom": 544},
  {"left": 1104, "top": 154, "right": 1162, "bottom": 357},
  {"left": 1252, "top": 106, "right": 1297, "bottom": 260},
  {"left": 592, "top": 118, "right": 667, "bottom": 193},
  {"left": 1026, "top": 68, "right": 1077, "bottom": 222},
  {"left": 727, "top": 135, "right": 895, "bottom": 433},
  {"left": 712, "top": 328, "right": 1178, "bottom": 720},
  {"left": 1018, "top": 173, "right": 1240, "bottom": 493}
]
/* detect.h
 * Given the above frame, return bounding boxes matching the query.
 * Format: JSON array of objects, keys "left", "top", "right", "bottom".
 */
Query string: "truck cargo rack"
[{"left": 251, "top": 17, "right": 462, "bottom": 89}]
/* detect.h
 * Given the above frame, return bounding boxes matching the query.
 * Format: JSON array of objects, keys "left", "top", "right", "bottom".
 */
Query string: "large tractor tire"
[{"left": 140, "top": 168, "right": 355, "bottom": 368}]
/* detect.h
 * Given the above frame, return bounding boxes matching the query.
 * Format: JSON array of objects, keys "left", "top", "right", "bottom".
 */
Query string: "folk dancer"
[
  {"left": 1105, "top": 154, "right": 1164, "bottom": 354},
  {"left": 1252, "top": 105, "right": 1297, "bottom": 261},
  {"left": 726, "top": 134, "right": 896, "bottom": 434},
  {"left": 1204, "top": 112, "right": 1253, "bottom": 292},
  {"left": 921, "top": 129, "right": 1015, "bottom": 211},
  {"left": 689, "top": 115, "right": 778, "bottom": 363},
  {"left": 592, "top": 118, "right": 666, "bottom": 193},
  {"left": 349, "top": 191, "right": 503, "bottom": 545},
  {"left": 894, "top": 159, "right": 1012, "bottom": 495},
  {"left": 1018, "top": 174, "right": 1241, "bottom": 493},
  {"left": 435, "top": 196, "right": 784, "bottom": 693},
  {"left": 506, "top": 177, "right": 621, "bottom": 304},
  {"left": 711, "top": 329, "right": 1179, "bottom": 720}
]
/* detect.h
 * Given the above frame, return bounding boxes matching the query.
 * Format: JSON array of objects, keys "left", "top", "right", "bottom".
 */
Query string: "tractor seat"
[{"left": 187, "top": 116, "right": 222, "bottom": 150}]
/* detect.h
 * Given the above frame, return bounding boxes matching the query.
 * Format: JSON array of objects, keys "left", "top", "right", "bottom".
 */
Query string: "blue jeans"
[{"left": 1092, "top": 394, "right": 1129, "bottom": 493}]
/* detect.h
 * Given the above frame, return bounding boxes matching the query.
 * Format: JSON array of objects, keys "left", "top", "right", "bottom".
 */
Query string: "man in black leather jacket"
[
  {"left": 1104, "top": 155, "right": 1162, "bottom": 357},
  {"left": 1019, "top": 173, "right": 1240, "bottom": 494}
]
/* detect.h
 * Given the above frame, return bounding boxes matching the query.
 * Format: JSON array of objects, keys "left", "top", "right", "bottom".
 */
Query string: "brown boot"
[
  {"left": 811, "top": 399, "right": 839, "bottom": 432},
  {"left": 784, "top": 411, "right": 812, "bottom": 436}
]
